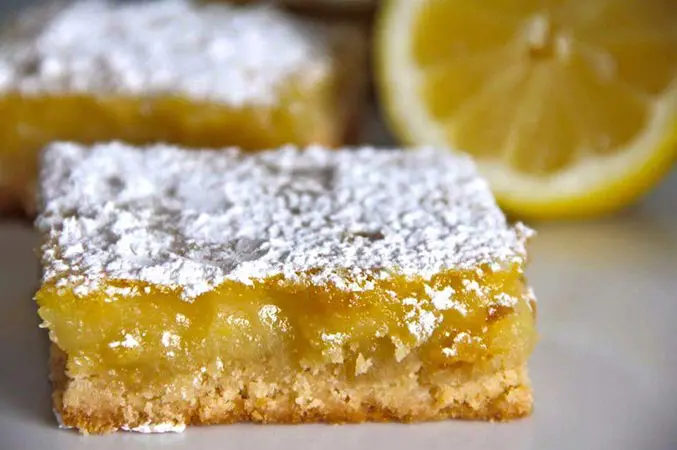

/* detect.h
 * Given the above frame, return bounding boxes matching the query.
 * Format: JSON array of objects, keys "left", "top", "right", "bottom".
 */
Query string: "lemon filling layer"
[
  {"left": 0, "top": 80, "right": 337, "bottom": 188},
  {"left": 37, "top": 266, "right": 536, "bottom": 386}
]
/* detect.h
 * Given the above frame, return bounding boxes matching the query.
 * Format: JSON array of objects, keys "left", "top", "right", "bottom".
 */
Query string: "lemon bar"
[
  {"left": 0, "top": 0, "right": 366, "bottom": 213},
  {"left": 36, "top": 142, "right": 537, "bottom": 434}
]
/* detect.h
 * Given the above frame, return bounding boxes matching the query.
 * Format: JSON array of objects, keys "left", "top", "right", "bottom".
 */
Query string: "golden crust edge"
[{"left": 50, "top": 344, "right": 532, "bottom": 434}]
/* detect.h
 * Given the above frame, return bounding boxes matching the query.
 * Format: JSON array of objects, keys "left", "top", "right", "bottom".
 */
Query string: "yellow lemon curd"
[
  {"left": 0, "top": 79, "right": 349, "bottom": 205},
  {"left": 37, "top": 265, "right": 536, "bottom": 388}
]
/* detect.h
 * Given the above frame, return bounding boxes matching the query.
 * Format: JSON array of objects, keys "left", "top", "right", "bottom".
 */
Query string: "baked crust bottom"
[{"left": 50, "top": 345, "right": 532, "bottom": 434}]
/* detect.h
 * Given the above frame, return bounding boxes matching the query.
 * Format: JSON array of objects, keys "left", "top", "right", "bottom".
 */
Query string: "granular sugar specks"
[
  {"left": 37, "top": 142, "right": 532, "bottom": 300},
  {"left": 0, "top": 0, "right": 329, "bottom": 106}
]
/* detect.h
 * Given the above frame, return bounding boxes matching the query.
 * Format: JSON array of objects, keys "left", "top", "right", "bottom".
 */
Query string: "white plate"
[{"left": 1, "top": 156, "right": 676, "bottom": 449}]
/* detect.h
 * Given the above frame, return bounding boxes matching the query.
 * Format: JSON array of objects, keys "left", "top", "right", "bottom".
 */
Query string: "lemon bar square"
[
  {"left": 36, "top": 142, "right": 537, "bottom": 434},
  {"left": 0, "top": 0, "right": 366, "bottom": 213}
]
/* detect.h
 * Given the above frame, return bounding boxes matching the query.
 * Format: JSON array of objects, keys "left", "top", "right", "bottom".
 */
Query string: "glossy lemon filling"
[
  {"left": 37, "top": 264, "right": 536, "bottom": 387},
  {"left": 0, "top": 74, "right": 339, "bottom": 193}
]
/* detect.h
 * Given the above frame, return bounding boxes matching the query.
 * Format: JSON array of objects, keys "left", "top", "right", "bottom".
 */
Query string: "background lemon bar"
[
  {"left": 36, "top": 142, "right": 536, "bottom": 434},
  {"left": 0, "top": 0, "right": 366, "bottom": 213}
]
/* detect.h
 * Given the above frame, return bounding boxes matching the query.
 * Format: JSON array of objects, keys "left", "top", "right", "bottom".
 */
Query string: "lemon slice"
[{"left": 376, "top": 0, "right": 677, "bottom": 219}]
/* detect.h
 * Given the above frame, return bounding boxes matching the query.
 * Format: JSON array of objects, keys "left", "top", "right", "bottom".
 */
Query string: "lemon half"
[{"left": 377, "top": 0, "right": 677, "bottom": 219}]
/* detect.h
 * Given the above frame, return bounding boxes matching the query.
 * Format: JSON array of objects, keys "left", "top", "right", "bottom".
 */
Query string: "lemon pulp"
[{"left": 378, "top": 0, "right": 677, "bottom": 219}]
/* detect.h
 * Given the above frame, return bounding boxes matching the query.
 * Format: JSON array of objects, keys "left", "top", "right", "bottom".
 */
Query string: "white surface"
[{"left": 1, "top": 170, "right": 677, "bottom": 449}]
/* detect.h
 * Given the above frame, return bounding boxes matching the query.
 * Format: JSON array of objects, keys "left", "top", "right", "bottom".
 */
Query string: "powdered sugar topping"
[
  {"left": 425, "top": 285, "right": 467, "bottom": 315},
  {"left": 108, "top": 333, "right": 140, "bottom": 349},
  {"left": 0, "top": 0, "right": 329, "bottom": 106},
  {"left": 120, "top": 422, "right": 186, "bottom": 434},
  {"left": 402, "top": 297, "right": 440, "bottom": 344},
  {"left": 37, "top": 143, "right": 532, "bottom": 300}
]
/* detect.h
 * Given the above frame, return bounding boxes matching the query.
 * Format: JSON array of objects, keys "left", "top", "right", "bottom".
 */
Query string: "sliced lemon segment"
[{"left": 377, "top": 0, "right": 677, "bottom": 219}]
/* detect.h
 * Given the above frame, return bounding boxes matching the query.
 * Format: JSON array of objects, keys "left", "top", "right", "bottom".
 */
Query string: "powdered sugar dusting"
[
  {"left": 258, "top": 304, "right": 280, "bottom": 327},
  {"left": 402, "top": 297, "right": 440, "bottom": 344},
  {"left": 424, "top": 285, "right": 467, "bottom": 315},
  {"left": 108, "top": 332, "right": 140, "bottom": 349},
  {"left": 494, "top": 292, "right": 518, "bottom": 308},
  {"left": 37, "top": 142, "right": 531, "bottom": 300},
  {"left": 0, "top": 0, "right": 329, "bottom": 106},
  {"left": 442, "top": 331, "right": 485, "bottom": 357},
  {"left": 120, "top": 422, "right": 186, "bottom": 434}
]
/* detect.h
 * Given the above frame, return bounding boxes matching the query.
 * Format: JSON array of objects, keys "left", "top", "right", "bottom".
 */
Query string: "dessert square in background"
[{"left": 0, "top": 0, "right": 367, "bottom": 214}]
